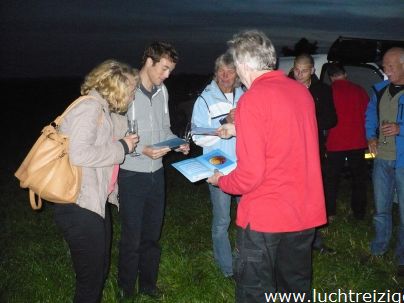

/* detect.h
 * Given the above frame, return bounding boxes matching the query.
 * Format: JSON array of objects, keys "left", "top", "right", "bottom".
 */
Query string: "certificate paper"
[
  {"left": 191, "top": 127, "right": 218, "bottom": 136},
  {"left": 150, "top": 137, "right": 187, "bottom": 150},
  {"left": 172, "top": 149, "right": 236, "bottom": 182}
]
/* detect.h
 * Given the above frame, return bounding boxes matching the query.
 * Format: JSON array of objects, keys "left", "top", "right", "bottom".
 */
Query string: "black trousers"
[
  {"left": 234, "top": 226, "right": 314, "bottom": 303},
  {"left": 117, "top": 168, "right": 165, "bottom": 295},
  {"left": 53, "top": 203, "right": 112, "bottom": 303},
  {"left": 324, "top": 149, "right": 368, "bottom": 217}
]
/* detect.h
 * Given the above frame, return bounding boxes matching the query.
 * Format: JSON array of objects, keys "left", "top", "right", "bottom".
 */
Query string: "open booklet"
[{"left": 172, "top": 149, "right": 236, "bottom": 183}]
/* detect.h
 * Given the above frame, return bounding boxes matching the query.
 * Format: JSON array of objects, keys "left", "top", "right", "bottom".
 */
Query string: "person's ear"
[
  {"left": 146, "top": 57, "right": 154, "bottom": 67},
  {"left": 311, "top": 67, "right": 315, "bottom": 75}
]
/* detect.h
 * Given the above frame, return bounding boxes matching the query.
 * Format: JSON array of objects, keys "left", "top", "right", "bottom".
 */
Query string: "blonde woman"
[{"left": 53, "top": 60, "right": 139, "bottom": 303}]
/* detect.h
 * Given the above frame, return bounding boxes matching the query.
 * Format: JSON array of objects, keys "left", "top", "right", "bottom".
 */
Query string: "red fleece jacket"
[
  {"left": 326, "top": 79, "right": 369, "bottom": 151},
  {"left": 218, "top": 71, "right": 327, "bottom": 233}
]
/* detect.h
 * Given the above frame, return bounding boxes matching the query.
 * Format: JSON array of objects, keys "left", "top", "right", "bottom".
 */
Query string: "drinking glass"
[
  {"left": 381, "top": 120, "right": 389, "bottom": 144},
  {"left": 127, "top": 119, "right": 140, "bottom": 156},
  {"left": 183, "top": 122, "right": 192, "bottom": 143}
]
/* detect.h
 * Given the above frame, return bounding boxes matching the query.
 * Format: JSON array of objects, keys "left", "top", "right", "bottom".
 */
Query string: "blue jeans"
[
  {"left": 209, "top": 184, "right": 238, "bottom": 276},
  {"left": 117, "top": 168, "right": 165, "bottom": 295},
  {"left": 371, "top": 158, "right": 404, "bottom": 264}
]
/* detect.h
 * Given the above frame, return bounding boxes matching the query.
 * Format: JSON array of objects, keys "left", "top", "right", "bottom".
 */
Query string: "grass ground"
[{"left": 1, "top": 150, "right": 402, "bottom": 302}]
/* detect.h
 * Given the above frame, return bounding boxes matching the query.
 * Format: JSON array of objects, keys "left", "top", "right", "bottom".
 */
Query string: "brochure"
[
  {"left": 191, "top": 127, "right": 218, "bottom": 136},
  {"left": 150, "top": 137, "right": 187, "bottom": 150},
  {"left": 172, "top": 149, "right": 236, "bottom": 183}
]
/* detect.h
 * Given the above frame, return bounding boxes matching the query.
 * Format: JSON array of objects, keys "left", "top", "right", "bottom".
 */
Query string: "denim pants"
[
  {"left": 371, "top": 158, "right": 404, "bottom": 264},
  {"left": 117, "top": 168, "right": 165, "bottom": 295},
  {"left": 234, "top": 226, "right": 314, "bottom": 303},
  {"left": 53, "top": 203, "right": 112, "bottom": 303},
  {"left": 208, "top": 184, "right": 238, "bottom": 277}
]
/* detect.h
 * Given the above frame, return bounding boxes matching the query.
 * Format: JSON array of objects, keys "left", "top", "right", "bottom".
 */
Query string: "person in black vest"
[{"left": 291, "top": 54, "right": 337, "bottom": 254}]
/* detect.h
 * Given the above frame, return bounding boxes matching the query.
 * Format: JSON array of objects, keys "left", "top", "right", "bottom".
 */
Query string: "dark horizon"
[{"left": 1, "top": 0, "right": 403, "bottom": 78}]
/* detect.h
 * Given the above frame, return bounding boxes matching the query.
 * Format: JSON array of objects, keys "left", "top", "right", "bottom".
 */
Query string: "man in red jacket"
[
  {"left": 324, "top": 63, "right": 369, "bottom": 220},
  {"left": 208, "top": 30, "right": 326, "bottom": 302}
]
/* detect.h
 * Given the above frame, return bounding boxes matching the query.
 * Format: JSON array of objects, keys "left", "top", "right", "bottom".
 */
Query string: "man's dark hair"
[
  {"left": 141, "top": 41, "right": 179, "bottom": 67},
  {"left": 327, "top": 62, "right": 346, "bottom": 78}
]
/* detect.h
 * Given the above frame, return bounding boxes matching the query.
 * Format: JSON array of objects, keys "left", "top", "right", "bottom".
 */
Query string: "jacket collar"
[{"left": 88, "top": 89, "right": 110, "bottom": 112}]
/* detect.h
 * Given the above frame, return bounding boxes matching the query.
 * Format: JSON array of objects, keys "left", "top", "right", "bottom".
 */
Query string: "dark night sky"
[{"left": 1, "top": 0, "right": 403, "bottom": 78}]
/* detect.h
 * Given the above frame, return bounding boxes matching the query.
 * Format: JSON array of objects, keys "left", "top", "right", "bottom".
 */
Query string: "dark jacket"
[
  {"left": 289, "top": 74, "right": 337, "bottom": 152},
  {"left": 308, "top": 75, "right": 337, "bottom": 150}
]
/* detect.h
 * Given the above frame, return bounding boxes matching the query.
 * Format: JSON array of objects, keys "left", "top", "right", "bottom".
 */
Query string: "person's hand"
[
  {"left": 175, "top": 143, "right": 190, "bottom": 155},
  {"left": 207, "top": 170, "right": 224, "bottom": 186},
  {"left": 216, "top": 123, "right": 236, "bottom": 139},
  {"left": 368, "top": 138, "right": 378, "bottom": 157},
  {"left": 123, "top": 134, "right": 139, "bottom": 153},
  {"left": 142, "top": 146, "right": 171, "bottom": 159},
  {"left": 226, "top": 108, "right": 236, "bottom": 124},
  {"left": 381, "top": 122, "right": 400, "bottom": 136}
]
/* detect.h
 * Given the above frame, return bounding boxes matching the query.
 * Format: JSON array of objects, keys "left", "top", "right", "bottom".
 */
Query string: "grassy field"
[
  {"left": 2, "top": 77, "right": 401, "bottom": 302},
  {"left": 1, "top": 148, "right": 403, "bottom": 303}
]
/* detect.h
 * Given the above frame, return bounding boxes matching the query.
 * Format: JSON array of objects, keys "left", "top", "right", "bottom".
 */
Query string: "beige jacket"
[{"left": 60, "top": 90, "right": 125, "bottom": 218}]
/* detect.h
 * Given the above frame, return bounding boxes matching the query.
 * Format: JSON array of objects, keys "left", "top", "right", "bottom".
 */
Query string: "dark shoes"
[
  {"left": 313, "top": 245, "right": 337, "bottom": 255},
  {"left": 118, "top": 287, "right": 163, "bottom": 301},
  {"left": 117, "top": 289, "right": 134, "bottom": 303},
  {"left": 139, "top": 287, "right": 163, "bottom": 299}
]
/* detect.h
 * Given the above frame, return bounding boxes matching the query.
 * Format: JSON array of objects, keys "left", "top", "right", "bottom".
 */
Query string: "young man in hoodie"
[{"left": 117, "top": 41, "right": 189, "bottom": 299}]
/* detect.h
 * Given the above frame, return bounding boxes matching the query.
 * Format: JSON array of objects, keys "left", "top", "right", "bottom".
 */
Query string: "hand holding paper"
[
  {"left": 175, "top": 143, "right": 190, "bottom": 155},
  {"left": 207, "top": 169, "right": 224, "bottom": 186},
  {"left": 217, "top": 123, "right": 236, "bottom": 139},
  {"left": 143, "top": 146, "right": 171, "bottom": 159},
  {"left": 226, "top": 108, "right": 236, "bottom": 124}
]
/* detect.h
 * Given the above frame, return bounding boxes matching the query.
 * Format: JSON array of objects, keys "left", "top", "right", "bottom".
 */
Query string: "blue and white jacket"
[
  {"left": 191, "top": 80, "right": 244, "bottom": 160},
  {"left": 365, "top": 80, "right": 404, "bottom": 168}
]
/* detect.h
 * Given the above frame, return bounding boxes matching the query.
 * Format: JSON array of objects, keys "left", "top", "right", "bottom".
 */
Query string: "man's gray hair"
[
  {"left": 213, "top": 52, "right": 241, "bottom": 87},
  {"left": 227, "top": 30, "right": 277, "bottom": 71},
  {"left": 384, "top": 47, "right": 404, "bottom": 63}
]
